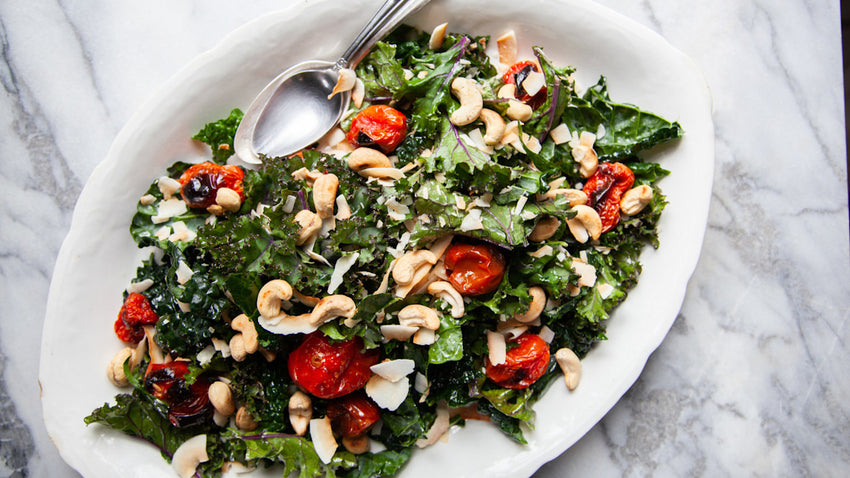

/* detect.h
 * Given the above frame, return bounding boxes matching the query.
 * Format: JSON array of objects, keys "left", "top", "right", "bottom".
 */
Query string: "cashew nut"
[
  {"left": 397, "top": 304, "right": 441, "bottom": 330},
  {"left": 348, "top": 147, "right": 392, "bottom": 172},
  {"left": 294, "top": 209, "right": 322, "bottom": 246},
  {"left": 215, "top": 187, "right": 242, "bottom": 213},
  {"left": 555, "top": 347, "right": 582, "bottom": 390},
  {"left": 620, "top": 184, "right": 653, "bottom": 215},
  {"left": 106, "top": 348, "right": 134, "bottom": 387},
  {"left": 479, "top": 108, "right": 506, "bottom": 145},
  {"left": 571, "top": 132, "right": 598, "bottom": 178},
  {"left": 208, "top": 381, "right": 235, "bottom": 417},
  {"left": 288, "top": 390, "right": 312, "bottom": 436},
  {"left": 291, "top": 167, "right": 323, "bottom": 186},
  {"left": 257, "top": 279, "right": 293, "bottom": 318},
  {"left": 513, "top": 286, "right": 546, "bottom": 323},
  {"left": 309, "top": 295, "right": 357, "bottom": 327},
  {"left": 230, "top": 314, "right": 258, "bottom": 362},
  {"left": 426, "top": 280, "right": 465, "bottom": 318},
  {"left": 143, "top": 325, "right": 169, "bottom": 365},
  {"left": 566, "top": 205, "right": 603, "bottom": 243},
  {"left": 393, "top": 250, "right": 437, "bottom": 286},
  {"left": 537, "top": 188, "right": 588, "bottom": 206},
  {"left": 342, "top": 435, "right": 371, "bottom": 454},
  {"left": 528, "top": 216, "right": 560, "bottom": 242},
  {"left": 312, "top": 173, "right": 339, "bottom": 219},
  {"left": 449, "top": 77, "right": 483, "bottom": 126},
  {"left": 506, "top": 100, "right": 533, "bottom": 122},
  {"left": 235, "top": 406, "right": 259, "bottom": 431},
  {"left": 171, "top": 434, "right": 209, "bottom": 478}
]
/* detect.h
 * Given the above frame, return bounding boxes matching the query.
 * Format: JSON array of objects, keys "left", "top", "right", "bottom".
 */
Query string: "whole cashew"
[
  {"left": 620, "top": 184, "right": 653, "bottom": 215},
  {"left": 393, "top": 250, "right": 437, "bottom": 286},
  {"left": 230, "top": 314, "right": 259, "bottom": 362},
  {"left": 294, "top": 209, "right": 322, "bottom": 246},
  {"left": 571, "top": 132, "right": 599, "bottom": 178},
  {"left": 208, "top": 381, "right": 236, "bottom": 417},
  {"left": 348, "top": 147, "right": 392, "bottom": 172},
  {"left": 528, "top": 216, "right": 560, "bottom": 242},
  {"left": 513, "top": 286, "right": 546, "bottom": 323},
  {"left": 106, "top": 348, "right": 134, "bottom": 387},
  {"left": 506, "top": 100, "right": 533, "bottom": 122},
  {"left": 257, "top": 279, "right": 293, "bottom": 318},
  {"left": 479, "top": 109, "right": 506, "bottom": 145},
  {"left": 555, "top": 347, "right": 582, "bottom": 390},
  {"left": 215, "top": 187, "right": 242, "bottom": 213},
  {"left": 449, "top": 77, "right": 483, "bottom": 126},
  {"left": 288, "top": 390, "right": 312, "bottom": 436},
  {"left": 309, "top": 295, "right": 357, "bottom": 327},
  {"left": 566, "top": 205, "right": 603, "bottom": 243},
  {"left": 537, "top": 188, "right": 588, "bottom": 206},
  {"left": 426, "top": 280, "right": 465, "bottom": 318},
  {"left": 342, "top": 435, "right": 371, "bottom": 454},
  {"left": 235, "top": 406, "right": 259, "bottom": 431},
  {"left": 312, "top": 173, "right": 339, "bottom": 219},
  {"left": 397, "top": 304, "right": 441, "bottom": 330}
]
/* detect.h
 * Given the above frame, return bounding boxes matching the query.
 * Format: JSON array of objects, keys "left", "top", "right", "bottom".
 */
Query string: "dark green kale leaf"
[
  {"left": 192, "top": 108, "right": 243, "bottom": 164},
  {"left": 337, "top": 448, "right": 413, "bottom": 478}
]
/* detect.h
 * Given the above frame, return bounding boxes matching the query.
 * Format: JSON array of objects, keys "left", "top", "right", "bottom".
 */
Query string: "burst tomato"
[
  {"left": 326, "top": 392, "right": 381, "bottom": 438},
  {"left": 501, "top": 60, "right": 547, "bottom": 110},
  {"left": 287, "top": 332, "right": 380, "bottom": 399},
  {"left": 485, "top": 334, "right": 550, "bottom": 389},
  {"left": 144, "top": 361, "right": 213, "bottom": 427},
  {"left": 114, "top": 292, "right": 159, "bottom": 344},
  {"left": 177, "top": 162, "right": 245, "bottom": 209},
  {"left": 582, "top": 162, "right": 635, "bottom": 233},
  {"left": 346, "top": 105, "right": 407, "bottom": 153},
  {"left": 444, "top": 242, "right": 506, "bottom": 296}
]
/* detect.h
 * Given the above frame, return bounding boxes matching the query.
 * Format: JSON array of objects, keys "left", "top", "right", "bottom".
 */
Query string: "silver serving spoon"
[{"left": 235, "top": 0, "right": 431, "bottom": 164}]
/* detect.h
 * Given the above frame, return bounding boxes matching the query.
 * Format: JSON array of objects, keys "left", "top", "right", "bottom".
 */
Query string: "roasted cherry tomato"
[
  {"left": 177, "top": 162, "right": 245, "bottom": 209},
  {"left": 582, "top": 162, "right": 635, "bottom": 233},
  {"left": 485, "top": 334, "right": 550, "bottom": 389},
  {"left": 287, "top": 332, "right": 380, "bottom": 399},
  {"left": 444, "top": 242, "right": 506, "bottom": 296},
  {"left": 346, "top": 105, "right": 408, "bottom": 153},
  {"left": 144, "top": 361, "right": 213, "bottom": 427},
  {"left": 326, "top": 392, "right": 381, "bottom": 438},
  {"left": 114, "top": 292, "right": 159, "bottom": 344},
  {"left": 501, "top": 60, "right": 547, "bottom": 110}
]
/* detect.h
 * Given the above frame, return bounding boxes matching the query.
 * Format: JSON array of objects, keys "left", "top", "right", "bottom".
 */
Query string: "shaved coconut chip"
[
  {"left": 597, "top": 282, "right": 615, "bottom": 299},
  {"left": 153, "top": 198, "right": 187, "bottom": 223},
  {"left": 360, "top": 167, "right": 404, "bottom": 180},
  {"left": 498, "top": 324, "right": 528, "bottom": 340},
  {"left": 520, "top": 210, "right": 537, "bottom": 220},
  {"left": 522, "top": 133, "right": 542, "bottom": 154},
  {"left": 374, "top": 258, "right": 396, "bottom": 294},
  {"left": 513, "top": 195, "right": 528, "bottom": 215},
  {"left": 328, "top": 252, "right": 359, "bottom": 294},
  {"left": 380, "top": 324, "right": 418, "bottom": 341},
  {"left": 596, "top": 123, "right": 607, "bottom": 139},
  {"left": 549, "top": 123, "right": 571, "bottom": 144},
  {"left": 487, "top": 330, "right": 507, "bottom": 365},
  {"left": 169, "top": 220, "right": 195, "bottom": 242},
  {"left": 127, "top": 279, "right": 154, "bottom": 294},
  {"left": 365, "top": 375, "right": 409, "bottom": 411},
  {"left": 140, "top": 194, "right": 156, "bottom": 206},
  {"left": 521, "top": 71, "right": 546, "bottom": 97},
  {"left": 335, "top": 195, "right": 351, "bottom": 220},
  {"left": 529, "top": 245, "right": 554, "bottom": 258},
  {"left": 157, "top": 176, "right": 182, "bottom": 199},
  {"left": 371, "top": 359, "right": 415, "bottom": 382},
  {"left": 465, "top": 128, "right": 494, "bottom": 154},
  {"left": 177, "top": 301, "right": 191, "bottom": 313},
  {"left": 221, "top": 461, "right": 253, "bottom": 477},
  {"left": 212, "top": 338, "right": 231, "bottom": 358},
  {"left": 459, "top": 208, "right": 483, "bottom": 231},
  {"left": 428, "top": 234, "right": 454, "bottom": 260},
  {"left": 454, "top": 195, "right": 466, "bottom": 210},
  {"left": 282, "top": 195, "right": 296, "bottom": 213},
  {"left": 328, "top": 68, "right": 356, "bottom": 99},
  {"left": 429, "top": 22, "right": 448, "bottom": 49},
  {"left": 351, "top": 78, "right": 365, "bottom": 108},
  {"left": 259, "top": 313, "right": 318, "bottom": 336},
  {"left": 175, "top": 260, "right": 194, "bottom": 285},
  {"left": 538, "top": 325, "right": 556, "bottom": 344},
  {"left": 318, "top": 127, "right": 347, "bottom": 150},
  {"left": 196, "top": 345, "right": 215, "bottom": 366},
  {"left": 213, "top": 410, "right": 229, "bottom": 427},
  {"left": 414, "top": 372, "right": 429, "bottom": 394},
  {"left": 309, "top": 417, "right": 338, "bottom": 464},
  {"left": 471, "top": 193, "right": 493, "bottom": 208},
  {"left": 496, "top": 30, "right": 517, "bottom": 65},
  {"left": 416, "top": 403, "right": 450, "bottom": 448}
]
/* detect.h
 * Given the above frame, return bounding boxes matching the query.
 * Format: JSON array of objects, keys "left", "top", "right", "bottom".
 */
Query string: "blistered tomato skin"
[
  {"left": 144, "top": 361, "right": 213, "bottom": 427},
  {"left": 326, "top": 393, "right": 381, "bottom": 438},
  {"left": 114, "top": 292, "right": 159, "bottom": 344},
  {"left": 501, "top": 61, "right": 547, "bottom": 110},
  {"left": 485, "top": 334, "right": 551, "bottom": 389},
  {"left": 288, "top": 332, "right": 380, "bottom": 399},
  {"left": 444, "top": 243, "right": 506, "bottom": 296},
  {"left": 346, "top": 105, "right": 408, "bottom": 153},
  {"left": 582, "top": 162, "right": 635, "bottom": 233},
  {"left": 177, "top": 162, "right": 245, "bottom": 209}
]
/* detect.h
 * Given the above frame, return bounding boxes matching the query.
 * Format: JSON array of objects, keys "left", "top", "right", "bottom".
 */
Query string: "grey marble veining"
[{"left": 1, "top": 0, "right": 847, "bottom": 477}]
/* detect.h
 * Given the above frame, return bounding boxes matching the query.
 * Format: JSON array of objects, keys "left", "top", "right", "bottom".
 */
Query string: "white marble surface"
[{"left": 0, "top": 0, "right": 847, "bottom": 477}]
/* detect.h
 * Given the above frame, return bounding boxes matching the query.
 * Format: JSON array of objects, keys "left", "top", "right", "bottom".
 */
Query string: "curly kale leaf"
[{"left": 192, "top": 108, "right": 243, "bottom": 164}]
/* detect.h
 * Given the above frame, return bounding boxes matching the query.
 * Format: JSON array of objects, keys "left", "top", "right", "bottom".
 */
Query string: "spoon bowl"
[{"left": 234, "top": 0, "right": 430, "bottom": 164}]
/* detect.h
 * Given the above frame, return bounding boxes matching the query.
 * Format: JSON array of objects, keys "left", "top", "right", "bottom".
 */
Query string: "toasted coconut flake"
[
  {"left": 310, "top": 417, "right": 338, "bottom": 464},
  {"left": 371, "top": 359, "right": 415, "bottom": 382},
  {"left": 487, "top": 330, "right": 507, "bottom": 365},
  {"left": 328, "top": 68, "right": 356, "bottom": 99},
  {"left": 496, "top": 30, "right": 518, "bottom": 66},
  {"left": 429, "top": 22, "right": 448, "bottom": 50}
]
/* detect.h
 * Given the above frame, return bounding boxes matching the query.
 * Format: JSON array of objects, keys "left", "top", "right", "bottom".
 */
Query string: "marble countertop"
[{"left": 2, "top": 0, "right": 848, "bottom": 476}]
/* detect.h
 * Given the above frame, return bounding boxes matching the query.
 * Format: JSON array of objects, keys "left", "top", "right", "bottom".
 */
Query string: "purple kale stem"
[
  {"left": 364, "top": 96, "right": 394, "bottom": 103},
  {"left": 297, "top": 189, "right": 307, "bottom": 210},
  {"left": 533, "top": 47, "right": 561, "bottom": 143},
  {"left": 440, "top": 36, "right": 471, "bottom": 89},
  {"left": 448, "top": 117, "right": 483, "bottom": 168}
]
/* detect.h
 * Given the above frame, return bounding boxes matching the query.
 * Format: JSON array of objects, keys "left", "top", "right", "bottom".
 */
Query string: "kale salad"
[{"left": 86, "top": 24, "right": 682, "bottom": 478}]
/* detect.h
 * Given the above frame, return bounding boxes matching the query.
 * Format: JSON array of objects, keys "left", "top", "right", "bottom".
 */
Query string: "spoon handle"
[{"left": 337, "top": 0, "right": 431, "bottom": 69}]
